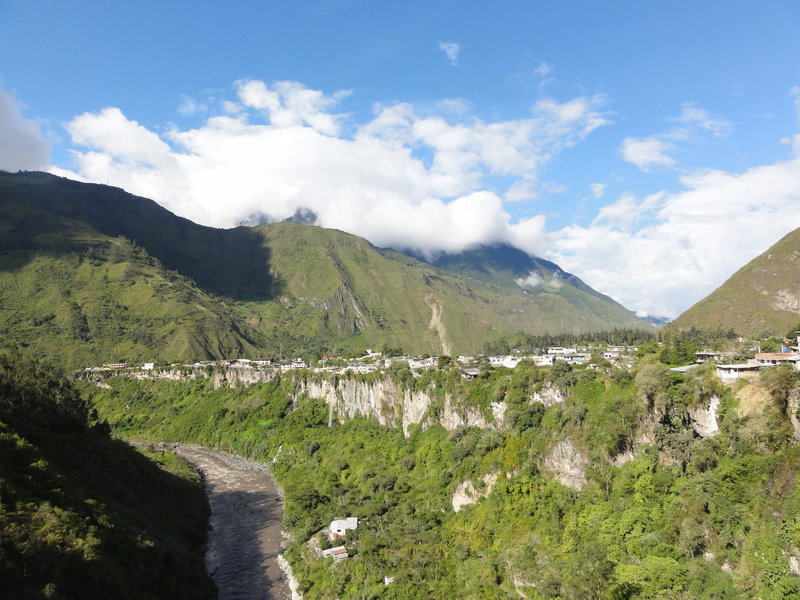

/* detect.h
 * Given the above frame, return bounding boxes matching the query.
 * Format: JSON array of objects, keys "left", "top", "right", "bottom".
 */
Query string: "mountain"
[
  {"left": 667, "top": 226, "right": 800, "bottom": 336},
  {"left": 430, "top": 242, "right": 626, "bottom": 301},
  {"left": 0, "top": 351, "right": 214, "bottom": 598},
  {"left": 0, "top": 171, "right": 647, "bottom": 366}
]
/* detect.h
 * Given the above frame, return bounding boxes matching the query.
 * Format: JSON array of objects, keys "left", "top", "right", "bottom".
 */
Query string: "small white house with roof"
[{"left": 330, "top": 516, "right": 358, "bottom": 539}]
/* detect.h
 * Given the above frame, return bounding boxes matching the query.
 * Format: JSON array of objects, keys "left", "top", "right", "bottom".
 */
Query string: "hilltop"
[
  {"left": 668, "top": 226, "right": 800, "bottom": 337},
  {"left": 0, "top": 171, "right": 647, "bottom": 367}
]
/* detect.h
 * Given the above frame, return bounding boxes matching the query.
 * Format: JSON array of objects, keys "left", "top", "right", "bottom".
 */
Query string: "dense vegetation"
[
  {"left": 0, "top": 351, "right": 215, "bottom": 599},
  {"left": 86, "top": 359, "right": 800, "bottom": 599}
]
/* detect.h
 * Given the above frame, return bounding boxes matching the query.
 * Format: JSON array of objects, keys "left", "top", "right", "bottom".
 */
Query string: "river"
[{"left": 173, "top": 445, "right": 294, "bottom": 600}]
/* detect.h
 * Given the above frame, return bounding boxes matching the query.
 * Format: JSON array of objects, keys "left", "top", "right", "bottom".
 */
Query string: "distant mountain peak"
[{"left": 283, "top": 208, "right": 318, "bottom": 226}]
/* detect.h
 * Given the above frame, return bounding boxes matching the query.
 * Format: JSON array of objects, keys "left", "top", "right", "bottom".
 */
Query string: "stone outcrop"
[
  {"left": 542, "top": 438, "right": 587, "bottom": 490},
  {"left": 294, "top": 376, "right": 506, "bottom": 436},
  {"left": 530, "top": 382, "right": 564, "bottom": 407},
  {"left": 688, "top": 395, "right": 720, "bottom": 437},
  {"left": 79, "top": 365, "right": 277, "bottom": 388},
  {"left": 451, "top": 472, "right": 502, "bottom": 512}
]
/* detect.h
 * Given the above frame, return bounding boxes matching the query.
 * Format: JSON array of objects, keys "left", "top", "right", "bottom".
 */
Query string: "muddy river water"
[{"left": 173, "top": 445, "right": 293, "bottom": 600}]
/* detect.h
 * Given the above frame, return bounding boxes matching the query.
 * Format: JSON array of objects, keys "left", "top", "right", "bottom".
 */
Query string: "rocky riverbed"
[{"left": 172, "top": 445, "right": 295, "bottom": 600}]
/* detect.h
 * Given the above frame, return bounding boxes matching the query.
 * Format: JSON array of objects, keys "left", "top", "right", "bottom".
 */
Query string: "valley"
[{"left": 5, "top": 171, "right": 800, "bottom": 599}]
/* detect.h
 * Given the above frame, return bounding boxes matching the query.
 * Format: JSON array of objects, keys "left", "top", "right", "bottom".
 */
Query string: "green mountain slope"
[
  {"left": 0, "top": 352, "right": 214, "bottom": 599},
  {"left": 231, "top": 224, "right": 647, "bottom": 354},
  {"left": 668, "top": 227, "right": 800, "bottom": 336},
  {"left": 432, "top": 243, "right": 606, "bottom": 298},
  {"left": 0, "top": 171, "right": 646, "bottom": 364}
]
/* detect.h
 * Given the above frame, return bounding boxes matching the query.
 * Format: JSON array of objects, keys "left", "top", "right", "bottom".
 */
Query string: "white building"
[{"left": 330, "top": 517, "right": 358, "bottom": 538}]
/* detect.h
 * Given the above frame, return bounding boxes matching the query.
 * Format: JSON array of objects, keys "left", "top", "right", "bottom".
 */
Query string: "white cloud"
[
  {"left": 676, "top": 103, "right": 731, "bottom": 136},
  {"left": 236, "top": 79, "right": 346, "bottom": 136},
  {"left": 621, "top": 103, "right": 733, "bottom": 172},
  {"left": 67, "top": 107, "right": 173, "bottom": 166},
  {"left": 515, "top": 271, "right": 543, "bottom": 288},
  {"left": 589, "top": 182, "right": 605, "bottom": 199},
  {"left": 620, "top": 136, "right": 676, "bottom": 171},
  {"left": 61, "top": 79, "right": 608, "bottom": 257},
  {"left": 177, "top": 95, "right": 209, "bottom": 116},
  {"left": 0, "top": 90, "right": 49, "bottom": 171},
  {"left": 438, "top": 42, "right": 461, "bottom": 66},
  {"left": 550, "top": 154, "right": 800, "bottom": 317}
]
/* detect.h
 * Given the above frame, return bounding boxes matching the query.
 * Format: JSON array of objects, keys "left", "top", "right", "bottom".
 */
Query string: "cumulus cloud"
[
  {"left": 550, "top": 154, "right": 800, "bottom": 317},
  {"left": 61, "top": 79, "right": 608, "bottom": 257},
  {"left": 620, "top": 136, "right": 676, "bottom": 171},
  {"left": 0, "top": 90, "right": 50, "bottom": 172},
  {"left": 438, "top": 42, "right": 461, "bottom": 66}
]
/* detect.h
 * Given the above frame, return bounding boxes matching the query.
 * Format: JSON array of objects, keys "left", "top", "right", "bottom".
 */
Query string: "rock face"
[
  {"left": 530, "top": 382, "right": 565, "bottom": 406},
  {"left": 542, "top": 438, "right": 587, "bottom": 490},
  {"left": 451, "top": 472, "right": 502, "bottom": 512},
  {"left": 294, "top": 376, "right": 506, "bottom": 436},
  {"left": 688, "top": 396, "right": 720, "bottom": 437},
  {"left": 79, "top": 366, "right": 278, "bottom": 388}
]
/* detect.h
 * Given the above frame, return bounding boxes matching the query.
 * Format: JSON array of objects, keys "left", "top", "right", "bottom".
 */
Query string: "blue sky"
[{"left": 2, "top": 0, "right": 800, "bottom": 318}]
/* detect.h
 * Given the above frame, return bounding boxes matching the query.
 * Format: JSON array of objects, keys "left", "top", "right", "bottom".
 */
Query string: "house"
[
  {"left": 461, "top": 367, "right": 481, "bottom": 380},
  {"left": 557, "top": 353, "right": 591, "bottom": 364},
  {"left": 141, "top": 362, "right": 155, "bottom": 370},
  {"left": 102, "top": 363, "right": 128, "bottom": 369},
  {"left": 716, "top": 363, "right": 762, "bottom": 382},
  {"left": 280, "top": 358, "right": 309, "bottom": 372},
  {"left": 322, "top": 546, "right": 349, "bottom": 562},
  {"left": 547, "top": 347, "right": 577, "bottom": 356},
  {"left": 754, "top": 353, "right": 800, "bottom": 368},
  {"left": 330, "top": 516, "right": 358, "bottom": 538},
  {"left": 488, "top": 356, "right": 522, "bottom": 368}
]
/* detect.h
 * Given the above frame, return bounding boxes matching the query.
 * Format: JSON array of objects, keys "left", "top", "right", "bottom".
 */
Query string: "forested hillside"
[
  {"left": 86, "top": 359, "right": 800, "bottom": 599},
  {"left": 0, "top": 352, "right": 215, "bottom": 599}
]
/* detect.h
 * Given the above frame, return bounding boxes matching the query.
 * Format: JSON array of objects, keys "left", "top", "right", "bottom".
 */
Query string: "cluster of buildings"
[
  {"left": 322, "top": 517, "right": 359, "bottom": 562},
  {"left": 86, "top": 344, "right": 639, "bottom": 376},
  {"left": 703, "top": 332, "right": 800, "bottom": 383}
]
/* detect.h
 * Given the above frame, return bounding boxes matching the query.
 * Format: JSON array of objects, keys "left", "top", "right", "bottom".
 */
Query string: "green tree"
[{"left": 759, "top": 363, "right": 799, "bottom": 416}]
